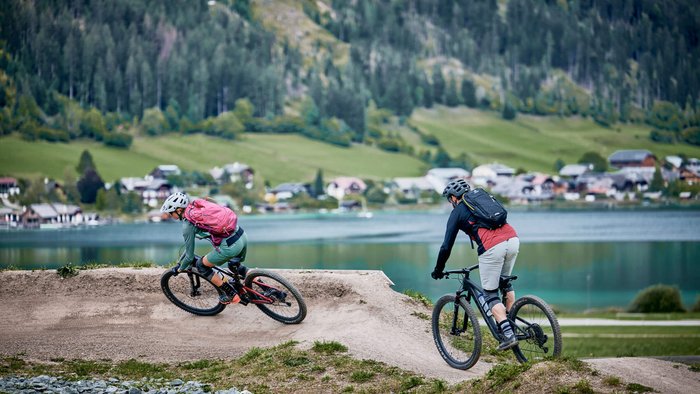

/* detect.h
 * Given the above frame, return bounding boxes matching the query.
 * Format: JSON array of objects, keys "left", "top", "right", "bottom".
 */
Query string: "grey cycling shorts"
[{"left": 478, "top": 237, "right": 520, "bottom": 291}]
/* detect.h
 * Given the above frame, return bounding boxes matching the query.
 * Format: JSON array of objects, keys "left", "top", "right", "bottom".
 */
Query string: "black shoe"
[
  {"left": 237, "top": 264, "right": 248, "bottom": 278},
  {"left": 219, "top": 283, "right": 239, "bottom": 304},
  {"left": 497, "top": 336, "right": 518, "bottom": 351}
]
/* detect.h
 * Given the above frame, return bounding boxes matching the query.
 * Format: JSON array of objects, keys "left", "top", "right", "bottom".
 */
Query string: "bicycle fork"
[{"left": 450, "top": 292, "right": 470, "bottom": 336}]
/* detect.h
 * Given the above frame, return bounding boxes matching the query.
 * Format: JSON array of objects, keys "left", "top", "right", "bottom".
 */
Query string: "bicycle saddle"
[{"left": 499, "top": 275, "right": 518, "bottom": 288}]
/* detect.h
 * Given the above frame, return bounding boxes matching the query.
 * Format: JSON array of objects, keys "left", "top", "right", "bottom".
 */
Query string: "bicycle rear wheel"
[
  {"left": 161, "top": 269, "right": 226, "bottom": 316},
  {"left": 509, "top": 295, "right": 562, "bottom": 363},
  {"left": 431, "top": 294, "right": 482, "bottom": 370},
  {"left": 244, "top": 269, "right": 306, "bottom": 324}
]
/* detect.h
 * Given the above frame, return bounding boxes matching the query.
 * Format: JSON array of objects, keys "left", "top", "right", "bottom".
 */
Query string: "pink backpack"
[{"left": 184, "top": 198, "right": 238, "bottom": 247}]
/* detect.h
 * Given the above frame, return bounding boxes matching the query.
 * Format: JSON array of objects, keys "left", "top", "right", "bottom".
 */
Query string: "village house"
[
  {"left": 20, "top": 203, "right": 82, "bottom": 228},
  {"left": 392, "top": 177, "right": 435, "bottom": 201},
  {"left": 119, "top": 177, "right": 174, "bottom": 207},
  {"left": 491, "top": 173, "right": 556, "bottom": 203},
  {"left": 559, "top": 164, "right": 593, "bottom": 180},
  {"left": 0, "top": 207, "right": 21, "bottom": 228},
  {"left": 425, "top": 168, "right": 470, "bottom": 193},
  {"left": 326, "top": 177, "right": 367, "bottom": 200},
  {"left": 0, "top": 177, "right": 20, "bottom": 198},
  {"left": 209, "top": 162, "right": 255, "bottom": 188},
  {"left": 608, "top": 150, "right": 656, "bottom": 169},
  {"left": 471, "top": 163, "right": 515, "bottom": 186},
  {"left": 266, "top": 183, "right": 311, "bottom": 201},
  {"left": 148, "top": 164, "right": 182, "bottom": 180}
]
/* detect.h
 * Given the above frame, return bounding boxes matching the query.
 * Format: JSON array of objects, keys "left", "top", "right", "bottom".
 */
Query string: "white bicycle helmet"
[{"left": 160, "top": 192, "right": 189, "bottom": 213}]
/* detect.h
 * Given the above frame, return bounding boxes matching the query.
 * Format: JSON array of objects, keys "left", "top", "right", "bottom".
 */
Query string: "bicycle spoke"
[
  {"left": 432, "top": 295, "right": 481, "bottom": 370},
  {"left": 244, "top": 270, "right": 307, "bottom": 324},
  {"left": 167, "top": 272, "right": 221, "bottom": 311},
  {"left": 509, "top": 296, "right": 562, "bottom": 363}
]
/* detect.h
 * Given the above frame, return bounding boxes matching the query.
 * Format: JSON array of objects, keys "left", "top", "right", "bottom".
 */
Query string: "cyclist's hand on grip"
[
  {"left": 431, "top": 270, "right": 444, "bottom": 280},
  {"left": 171, "top": 265, "right": 181, "bottom": 276}
]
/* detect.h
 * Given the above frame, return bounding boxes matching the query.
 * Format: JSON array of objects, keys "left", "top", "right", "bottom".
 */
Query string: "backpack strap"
[{"left": 461, "top": 195, "right": 476, "bottom": 250}]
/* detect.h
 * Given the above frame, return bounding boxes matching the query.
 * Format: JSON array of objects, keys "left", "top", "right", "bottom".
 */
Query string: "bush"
[
  {"left": 692, "top": 295, "right": 700, "bottom": 312},
  {"left": 649, "top": 129, "right": 675, "bottom": 143},
  {"left": 627, "top": 284, "right": 685, "bottom": 313},
  {"left": 681, "top": 126, "right": 700, "bottom": 146},
  {"left": 57, "top": 263, "right": 79, "bottom": 278},
  {"left": 102, "top": 132, "right": 133, "bottom": 148}
]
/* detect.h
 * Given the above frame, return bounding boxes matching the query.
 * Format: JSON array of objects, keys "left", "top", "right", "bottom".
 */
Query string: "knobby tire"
[
  {"left": 431, "top": 294, "right": 482, "bottom": 370},
  {"left": 509, "top": 295, "right": 562, "bottom": 363},
  {"left": 244, "top": 269, "right": 307, "bottom": 324},
  {"left": 161, "top": 269, "right": 226, "bottom": 316}
]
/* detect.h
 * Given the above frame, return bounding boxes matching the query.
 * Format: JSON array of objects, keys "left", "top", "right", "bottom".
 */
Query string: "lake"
[{"left": 1, "top": 208, "right": 699, "bottom": 312}]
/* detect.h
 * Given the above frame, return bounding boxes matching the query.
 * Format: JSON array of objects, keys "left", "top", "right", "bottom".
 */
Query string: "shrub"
[
  {"left": 681, "top": 126, "right": 700, "bottom": 146},
  {"left": 57, "top": 263, "right": 79, "bottom": 278},
  {"left": 628, "top": 284, "right": 685, "bottom": 313},
  {"left": 649, "top": 129, "right": 675, "bottom": 143},
  {"left": 691, "top": 295, "right": 700, "bottom": 312}
]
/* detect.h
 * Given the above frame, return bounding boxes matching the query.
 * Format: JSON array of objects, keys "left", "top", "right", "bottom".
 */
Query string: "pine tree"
[
  {"left": 313, "top": 169, "right": 325, "bottom": 197},
  {"left": 461, "top": 78, "right": 477, "bottom": 108},
  {"left": 650, "top": 165, "right": 664, "bottom": 192},
  {"left": 76, "top": 150, "right": 96, "bottom": 175},
  {"left": 77, "top": 168, "right": 105, "bottom": 204}
]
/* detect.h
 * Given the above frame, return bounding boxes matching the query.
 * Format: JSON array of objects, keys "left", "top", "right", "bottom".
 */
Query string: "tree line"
[{"left": 1, "top": 0, "right": 699, "bottom": 151}]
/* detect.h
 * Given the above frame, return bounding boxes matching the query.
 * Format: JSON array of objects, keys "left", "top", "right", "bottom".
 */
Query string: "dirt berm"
[{"left": 0, "top": 268, "right": 697, "bottom": 392}]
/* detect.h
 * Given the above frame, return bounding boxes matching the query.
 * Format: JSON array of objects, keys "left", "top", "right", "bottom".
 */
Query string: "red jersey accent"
[{"left": 476, "top": 223, "right": 518, "bottom": 252}]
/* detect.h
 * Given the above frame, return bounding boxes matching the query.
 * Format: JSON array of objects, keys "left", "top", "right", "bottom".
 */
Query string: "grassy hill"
[
  {"left": 411, "top": 107, "right": 700, "bottom": 172},
  {"left": 0, "top": 133, "right": 428, "bottom": 185},
  {"left": 3, "top": 107, "right": 700, "bottom": 184}
]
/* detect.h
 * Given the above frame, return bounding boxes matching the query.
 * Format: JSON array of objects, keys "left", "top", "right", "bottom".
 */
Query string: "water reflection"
[{"left": 1, "top": 210, "right": 699, "bottom": 311}]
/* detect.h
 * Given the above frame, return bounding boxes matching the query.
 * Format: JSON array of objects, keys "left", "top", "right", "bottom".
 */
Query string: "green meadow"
[
  {"left": 411, "top": 107, "right": 700, "bottom": 172},
  {"left": 0, "top": 133, "right": 427, "bottom": 185},
  {"left": 3, "top": 107, "right": 700, "bottom": 184}
]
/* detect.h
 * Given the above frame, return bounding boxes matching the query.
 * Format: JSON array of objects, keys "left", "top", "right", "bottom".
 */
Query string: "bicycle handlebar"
[{"left": 443, "top": 263, "right": 479, "bottom": 278}]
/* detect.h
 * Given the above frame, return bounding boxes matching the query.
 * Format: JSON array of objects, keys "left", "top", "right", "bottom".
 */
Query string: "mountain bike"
[
  {"left": 161, "top": 257, "right": 307, "bottom": 324},
  {"left": 432, "top": 264, "right": 561, "bottom": 369}
]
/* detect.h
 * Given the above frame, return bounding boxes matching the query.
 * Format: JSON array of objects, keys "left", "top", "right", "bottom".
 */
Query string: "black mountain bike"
[
  {"left": 161, "top": 257, "right": 307, "bottom": 324},
  {"left": 432, "top": 264, "right": 561, "bottom": 369}
]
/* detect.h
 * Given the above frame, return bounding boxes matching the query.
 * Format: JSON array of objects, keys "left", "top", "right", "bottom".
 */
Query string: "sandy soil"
[{"left": 0, "top": 268, "right": 698, "bottom": 391}]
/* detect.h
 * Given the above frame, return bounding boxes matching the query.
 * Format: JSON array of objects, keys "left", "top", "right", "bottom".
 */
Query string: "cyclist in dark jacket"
[{"left": 431, "top": 179, "right": 520, "bottom": 350}]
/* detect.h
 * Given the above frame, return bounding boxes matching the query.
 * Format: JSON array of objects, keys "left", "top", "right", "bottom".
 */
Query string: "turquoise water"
[{"left": 1, "top": 209, "right": 699, "bottom": 312}]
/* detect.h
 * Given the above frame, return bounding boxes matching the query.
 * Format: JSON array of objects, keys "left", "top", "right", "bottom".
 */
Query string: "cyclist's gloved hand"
[
  {"left": 171, "top": 265, "right": 180, "bottom": 276},
  {"left": 431, "top": 270, "right": 444, "bottom": 280}
]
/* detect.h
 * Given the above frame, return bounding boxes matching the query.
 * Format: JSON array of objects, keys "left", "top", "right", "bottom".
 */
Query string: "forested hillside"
[{"left": 1, "top": 0, "right": 699, "bottom": 152}]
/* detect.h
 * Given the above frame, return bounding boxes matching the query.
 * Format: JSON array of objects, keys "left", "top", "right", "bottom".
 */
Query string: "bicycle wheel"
[
  {"left": 509, "top": 295, "right": 562, "bottom": 363},
  {"left": 244, "top": 269, "right": 307, "bottom": 324},
  {"left": 161, "top": 269, "right": 226, "bottom": 316},
  {"left": 431, "top": 294, "right": 482, "bottom": 370}
]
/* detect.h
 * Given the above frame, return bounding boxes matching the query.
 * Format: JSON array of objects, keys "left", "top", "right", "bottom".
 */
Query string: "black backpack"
[{"left": 461, "top": 188, "right": 508, "bottom": 230}]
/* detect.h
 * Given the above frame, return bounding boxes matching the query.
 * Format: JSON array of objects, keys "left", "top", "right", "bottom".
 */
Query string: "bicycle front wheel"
[
  {"left": 161, "top": 269, "right": 226, "bottom": 316},
  {"left": 509, "top": 295, "right": 562, "bottom": 363},
  {"left": 244, "top": 269, "right": 307, "bottom": 324},
  {"left": 431, "top": 294, "right": 482, "bottom": 370}
]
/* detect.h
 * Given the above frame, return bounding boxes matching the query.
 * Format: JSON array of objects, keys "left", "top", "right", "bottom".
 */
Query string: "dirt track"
[{"left": 0, "top": 268, "right": 698, "bottom": 391}]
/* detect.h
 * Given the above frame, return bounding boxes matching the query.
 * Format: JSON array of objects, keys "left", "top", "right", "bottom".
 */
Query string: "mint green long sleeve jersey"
[{"left": 177, "top": 220, "right": 210, "bottom": 270}]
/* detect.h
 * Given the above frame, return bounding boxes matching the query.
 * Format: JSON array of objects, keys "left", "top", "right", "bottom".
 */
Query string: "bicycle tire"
[
  {"left": 244, "top": 269, "right": 307, "bottom": 324},
  {"left": 431, "top": 294, "right": 482, "bottom": 370},
  {"left": 161, "top": 269, "right": 226, "bottom": 316},
  {"left": 509, "top": 295, "right": 562, "bottom": 363}
]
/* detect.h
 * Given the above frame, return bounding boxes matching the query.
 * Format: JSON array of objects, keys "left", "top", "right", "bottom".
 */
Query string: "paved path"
[{"left": 558, "top": 318, "right": 700, "bottom": 326}]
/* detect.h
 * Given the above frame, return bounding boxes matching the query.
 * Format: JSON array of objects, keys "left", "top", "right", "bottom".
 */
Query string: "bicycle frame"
[
  {"left": 210, "top": 265, "right": 284, "bottom": 306},
  {"left": 445, "top": 264, "right": 505, "bottom": 341}
]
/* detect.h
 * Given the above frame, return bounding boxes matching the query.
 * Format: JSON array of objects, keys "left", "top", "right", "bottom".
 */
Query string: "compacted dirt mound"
[{"left": 0, "top": 268, "right": 487, "bottom": 383}]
